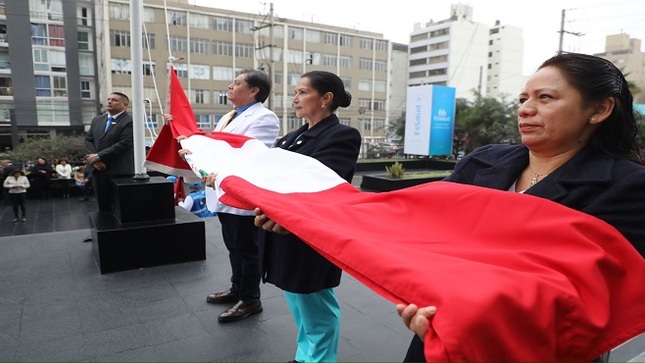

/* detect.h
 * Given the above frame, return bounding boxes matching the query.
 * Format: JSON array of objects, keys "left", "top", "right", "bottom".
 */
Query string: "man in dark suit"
[{"left": 83, "top": 92, "right": 135, "bottom": 213}]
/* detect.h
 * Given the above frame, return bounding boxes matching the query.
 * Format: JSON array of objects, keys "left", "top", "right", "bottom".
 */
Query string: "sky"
[{"left": 192, "top": 0, "right": 645, "bottom": 76}]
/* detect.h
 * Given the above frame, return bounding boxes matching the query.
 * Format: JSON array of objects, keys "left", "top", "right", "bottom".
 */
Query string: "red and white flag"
[{"left": 146, "top": 69, "right": 645, "bottom": 362}]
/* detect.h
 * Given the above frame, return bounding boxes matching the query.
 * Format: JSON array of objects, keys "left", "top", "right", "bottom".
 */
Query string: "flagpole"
[{"left": 131, "top": 0, "right": 149, "bottom": 180}]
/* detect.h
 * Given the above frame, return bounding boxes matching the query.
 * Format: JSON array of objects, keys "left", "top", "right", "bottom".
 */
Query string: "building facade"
[
  {"left": 101, "top": 0, "right": 400, "bottom": 147},
  {"left": 486, "top": 21, "right": 527, "bottom": 100},
  {"left": 407, "top": 4, "right": 490, "bottom": 101},
  {"left": 1, "top": 0, "right": 100, "bottom": 150},
  {"left": 595, "top": 33, "right": 645, "bottom": 104}
]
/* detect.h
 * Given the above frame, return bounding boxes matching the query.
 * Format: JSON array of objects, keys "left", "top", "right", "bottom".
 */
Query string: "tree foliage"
[
  {"left": 8, "top": 135, "right": 86, "bottom": 164},
  {"left": 455, "top": 92, "right": 520, "bottom": 153}
]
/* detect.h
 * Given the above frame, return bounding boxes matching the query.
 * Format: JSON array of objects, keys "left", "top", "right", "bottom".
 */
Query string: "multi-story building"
[
  {"left": 486, "top": 21, "right": 527, "bottom": 100},
  {"left": 595, "top": 33, "right": 645, "bottom": 104},
  {"left": 1, "top": 0, "right": 100, "bottom": 150},
  {"left": 407, "top": 4, "right": 490, "bottom": 101},
  {"left": 1, "top": 0, "right": 405, "bottom": 151},
  {"left": 100, "top": 0, "right": 400, "bottom": 147}
]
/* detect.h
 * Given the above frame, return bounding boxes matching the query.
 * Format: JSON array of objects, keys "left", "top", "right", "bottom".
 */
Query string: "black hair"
[
  {"left": 539, "top": 52, "right": 643, "bottom": 163},
  {"left": 300, "top": 71, "right": 352, "bottom": 111},
  {"left": 111, "top": 91, "right": 130, "bottom": 104},
  {"left": 239, "top": 69, "right": 272, "bottom": 103}
]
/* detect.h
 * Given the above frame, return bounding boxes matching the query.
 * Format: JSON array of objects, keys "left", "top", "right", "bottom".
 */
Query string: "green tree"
[
  {"left": 8, "top": 135, "right": 86, "bottom": 164},
  {"left": 455, "top": 92, "right": 519, "bottom": 152},
  {"left": 387, "top": 111, "right": 406, "bottom": 142}
]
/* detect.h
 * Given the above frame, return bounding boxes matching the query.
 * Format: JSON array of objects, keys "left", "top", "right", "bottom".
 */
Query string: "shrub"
[
  {"left": 8, "top": 135, "right": 86, "bottom": 164},
  {"left": 385, "top": 161, "right": 405, "bottom": 179}
]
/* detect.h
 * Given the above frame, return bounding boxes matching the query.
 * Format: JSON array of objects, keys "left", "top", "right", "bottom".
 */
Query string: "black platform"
[
  {"left": 89, "top": 206, "right": 205, "bottom": 274},
  {"left": 89, "top": 176, "right": 206, "bottom": 274}
]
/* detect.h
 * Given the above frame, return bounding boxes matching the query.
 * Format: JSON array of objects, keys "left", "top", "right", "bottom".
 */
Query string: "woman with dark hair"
[
  {"left": 253, "top": 70, "right": 362, "bottom": 362},
  {"left": 30, "top": 157, "right": 53, "bottom": 199},
  {"left": 397, "top": 52, "right": 645, "bottom": 362}
]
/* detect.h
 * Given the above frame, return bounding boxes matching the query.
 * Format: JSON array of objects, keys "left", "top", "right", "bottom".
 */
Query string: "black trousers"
[
  {"left": 404, "top": 335, "right": 425, "bottom": 362},
  {"left": 217, "top": 212, "right": 261, "bottom": 303},
  {"left": 91, "top": 170, "right": 113, "bottom": 212},
  {"left": 9, "top": 193, "right": 26, "bottom": 218}
]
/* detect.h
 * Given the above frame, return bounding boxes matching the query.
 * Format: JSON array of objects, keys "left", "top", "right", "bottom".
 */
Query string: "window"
[
  {"left": 287, "top": 49, "right": 303, "bottom": 64},
  {"left": 338, "top": 117, "right": 350, "bottom": 126},
  {"left": 190, "top": 38, "right": 209, "bottom": 54},
  {"left": 288, "top": 116, "right": 304, "bottom": 130},
  {"left": 35, "top": 75, "right": 52, "bottom": 97},
  {"left": 168, "top": 11, "right": 187, "bottom": 26},
  {"left": 190, "top": 14, "right": 210, "bottom": 29},
  {"left": 323, "top": 32, "right": 337, "bottom": 45},
  {"left": 213, "top": 41, "right": 233, "bottom": 56},
  {"left": 110, "top": 30, "right": 130, "bottom": 47},
  {"left": 79, "top": 54, "right": 93, "bottom": 75},
  {"left": 143, "top": 7, "right": 155, "bottom": 23},
  {"left": 77, "top": 6, "right": 90, "bottom": 26},
  {"left": 410, "top": 45, "right": 427, "bottom": 54},
  {"left": 170, "top": 36, "right": 187, "bottom": 53},
  {"left": 288, "top": 27, "right": 303, "bottom": 40},
  {"left": 142, "top": 62, "right": 155, "bottom": 76},
  {"left": 80, "top": 80, "right": 91, "bottom": 98},
  {"left": 193, "top": 89, "right": 208, "bottom": 104},
  {"left": 143, "top": 33, "right": 155, "bottom": 49},
  {"left": 109, "top": 3, "right": 129, "bottom": 19},
  {"left": 375, "top": 60, "right": 387, "bottom": 72},
  {"left": 112, "top": 59, "right": 131, "bottom": 75},
  {"left": 287, "top": 73, "right": 299, "bottom": 86},
  {"left": 274, "top": 71, "right": 283, "bottom": 85},
  {"left": 33, "top": 49, "right": 49, "bottom": 71},
  {"left": 189, "top": 65, "right": 210, "bottom": 80},
  {"left": 323, "top": 55, "right": 337, "bottom": 67},
  {"left": 0, "top": 77, "right": 13, "bottom": 96},
  {"left": 340, "top": 77, "right": 351, "bottom": 89},
  {"left": 78, "top": 32, "right": 89, "bottom": 50},
  {"left": 213, "top": 16, "right": 232, "bottom": 32},
  {"left": 359, "top": 58, "right": 373, "bottom": 70},
  {"left": 216, "top": 92, "right": 228, "bottom": 105},
  {"left": 195, "top": 114, "right": 211, "bottom": 129},
  {"left": 339, "top": 56, "right": 352, "bottom": 69},
  {"left": 171, "top": 64, "right": 188, "bottom": 78},
  {"left": 360, "top": 38, "right": 372, "bottom": 50},
  {"left": 374, "top": 40, "right": 387, "bottom": 52},
  {"left": 372, "top": 99, "right": 385, "bottom": 111},
  {"left": 31, "top": 24, "right": 47, "bottom": 45},
  {"left": 358, "top": 80, "right": 371, "bottom": 91},
  {"left": 235, "top": 20, "right": 253, "bottom": 34},
  {"left": 235, "top": 43, "right": 253, "bottom": 58},
  {"left": 339, "top": 35, "right": 352, "bottom": 47},
  {"left": 213, "top": 66, "right": 233, "bottom": 81},
  {"left": 306, "top": 30, "right": 321, "bottom": 43},
  {"left": 358, "top": 98, "right": 371, "bottom": 110},
  {"left": 374, "top": 80, "right": 386, "bottom": 92}
]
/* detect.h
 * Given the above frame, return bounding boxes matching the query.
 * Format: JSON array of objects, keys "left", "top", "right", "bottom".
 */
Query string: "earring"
[
  {"left": 321, "top": 104, "right": 326, "bottom": 109},
  {"left": 589, "top": 117, "right": 596, "bottom": 124}
]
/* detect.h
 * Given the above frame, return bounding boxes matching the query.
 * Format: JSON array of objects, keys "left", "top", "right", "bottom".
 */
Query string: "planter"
[{"left": 360, "top": 174, "right": 446, "bottom": 192}]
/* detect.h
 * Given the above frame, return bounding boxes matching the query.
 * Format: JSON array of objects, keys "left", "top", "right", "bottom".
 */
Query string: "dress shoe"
[
  {"left": 206, "top": 289, "right": 239, "bottom": 304},
  {"left": 218, "top": 300, "right": 262, "bottom": 323}
]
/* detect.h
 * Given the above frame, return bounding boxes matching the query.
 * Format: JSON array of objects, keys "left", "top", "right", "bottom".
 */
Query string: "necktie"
[
  {"left": 223, "top": 110, "right": 237, "bottom": 129},
  {"left": 104, "top": 116, "right": 114, "bottom": 133}
]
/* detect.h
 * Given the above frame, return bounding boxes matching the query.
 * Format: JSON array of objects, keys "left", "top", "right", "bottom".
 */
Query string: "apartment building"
[
  {"left": 1, "top": 0, "right": 100, "bottom": 150},
  {"left": 486, "top": 21, "right": 527, "bottom": 100},
  {"left": 101, "top": 0, "right": 399, "bottom": 145},
  {"left": 408, "top": 4, "right": 490, "bottom": 101},
  {"left": 595, "top": 33, "right": 645, "bottom": 104}
]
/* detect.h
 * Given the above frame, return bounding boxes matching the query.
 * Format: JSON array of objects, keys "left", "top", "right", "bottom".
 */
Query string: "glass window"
[
  {"left": 213, "top": 66, "right": 233, "bottom": 81},
  {"left": 77, "top": 6, "right": 90, "bottom": 26},
  {"left": 358, "top": 80, "right": 371, "bottom": 91},
  {"left": 190, "top": 38, "right": 209, "bottom": 54},
  {"left": 235, "top": 43, "right": 253, "bottom": 58},
  {"left": 339, "top": 56, "right": 352, "bottom": 69},
  {"left": 375, "top": 60, "right": 387, "bottom": 72},
  {"left": 110, "top": 30, "right": 130, "bottom": 47},
  {"left": 109, "top": 3, "right": 129, "bottom": 19},
  {"left": 359, "top": 58, "right": 373, "bottom": 70},
  {"left": 33, "top": 49, "right": 49, "bottom": 71},
  {"left": 143, "top": 33, "right": 155, "bottom": 49},
  {"left": 339, "top": 34, "right": 352, "bottom": 47},
  {"left": 35, "top": 75, "right": 51, "bottom": 97},
  {"left": 375, "top": 40, "right": 387, "bottom": 52},
  {"left": 288, "top": 49, "right": 303, "bottom": 64},
  {"left": 195, "top": 114, "right": 211, "bottom": 129},
  {"left": 189, "top": 65, "right": 210, "bottom": 80},
  {"left": 235, "top": 19, "right": 253, "bottom": 34},
  {"left": 31, "top": 24, "right": 47, "bottom": 45},
  {"left": 168, "top": 11, "right": 187, "bottom": 26},
  {"left": 170, "top": 36, "right": 187, "bottom": 53},
  {"left": 288, "top": 27, "right": 303, "bottom": 40},
  {"left": 306, "top": 30, "right": 321, "bottom": 43},
  {"left": 79, "top": 54, "right": 93, "bottom": 75},
  {"left": 143, "top": 7, "right": 155, "bottom": 23},
  {"left": 190, "top": 14, "right": 210, "bottom": 29},
  {"left": 323, "top": 32, "right": 337, "bottom": 45},
  {"left": 213, "top": 16, "right": 232, "bottom": 32},
  {"left": 78, "top": 32, "right": 89, "bottom": 50},
  {"left": 213, "top": 41, "right": 232, "bottom": 56},
  {"left": 80, "top": 80, "right": 91, "bottom": 98}
]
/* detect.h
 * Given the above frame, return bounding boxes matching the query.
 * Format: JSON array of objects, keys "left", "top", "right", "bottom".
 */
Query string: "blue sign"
[{"left": 429, "top": 86, "right": 456, "bottom": 155}]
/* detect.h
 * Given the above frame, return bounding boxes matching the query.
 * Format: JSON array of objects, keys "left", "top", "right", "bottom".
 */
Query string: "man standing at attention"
[
  {"left": 84, "top": 92, "right": 135, "bottom": 213},
  {"left": 178, "top": 69, "right": 279, "bottom": 322}
]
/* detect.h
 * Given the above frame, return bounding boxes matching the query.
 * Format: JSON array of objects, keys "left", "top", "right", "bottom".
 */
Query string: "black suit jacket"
[
  {"left": 84, "top": 112, "right": 135, "bottom": 176},
  {"left": 446, "top": 144, "right": 645, "bottom": 257},
  {"left": 261, "top": 115, "right": 362, "bottom": 293}
]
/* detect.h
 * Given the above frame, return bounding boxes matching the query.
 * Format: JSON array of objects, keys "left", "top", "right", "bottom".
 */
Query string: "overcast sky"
[{"left": 192, "top": 0, "right": 645, "bottom": 76}]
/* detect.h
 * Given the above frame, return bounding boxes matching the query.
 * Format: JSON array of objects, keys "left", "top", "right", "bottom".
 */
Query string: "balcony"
[{"left": 0, "top": 86, "right": 12, "bottom": 96}]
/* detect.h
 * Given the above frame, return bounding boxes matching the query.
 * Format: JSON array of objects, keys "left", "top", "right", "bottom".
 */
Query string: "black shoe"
[
  {"left": 82, "top": 235, "right": 92, "bottom": 242},
  {"left": 206, "top": 289, "right": 239, "bottom": 304},
  {"left": 12, "top": 218, "right": 18, "bottom": 223},
  {"left": 218, "top": 300, "right": 262, "bottom": 323}
]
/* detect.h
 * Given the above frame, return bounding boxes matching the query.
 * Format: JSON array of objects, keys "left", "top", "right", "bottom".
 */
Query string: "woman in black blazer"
[
  {"left": 398, "top": 53, "right": 645, "bottom": 362},
  {"left": 256, "top": 71, "right": 361, "bottom": 363}
]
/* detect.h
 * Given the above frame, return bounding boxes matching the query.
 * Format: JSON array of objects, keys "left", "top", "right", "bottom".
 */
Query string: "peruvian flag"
[{"left": 146, "top": 69, "right": 645, "bottom": 362}]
